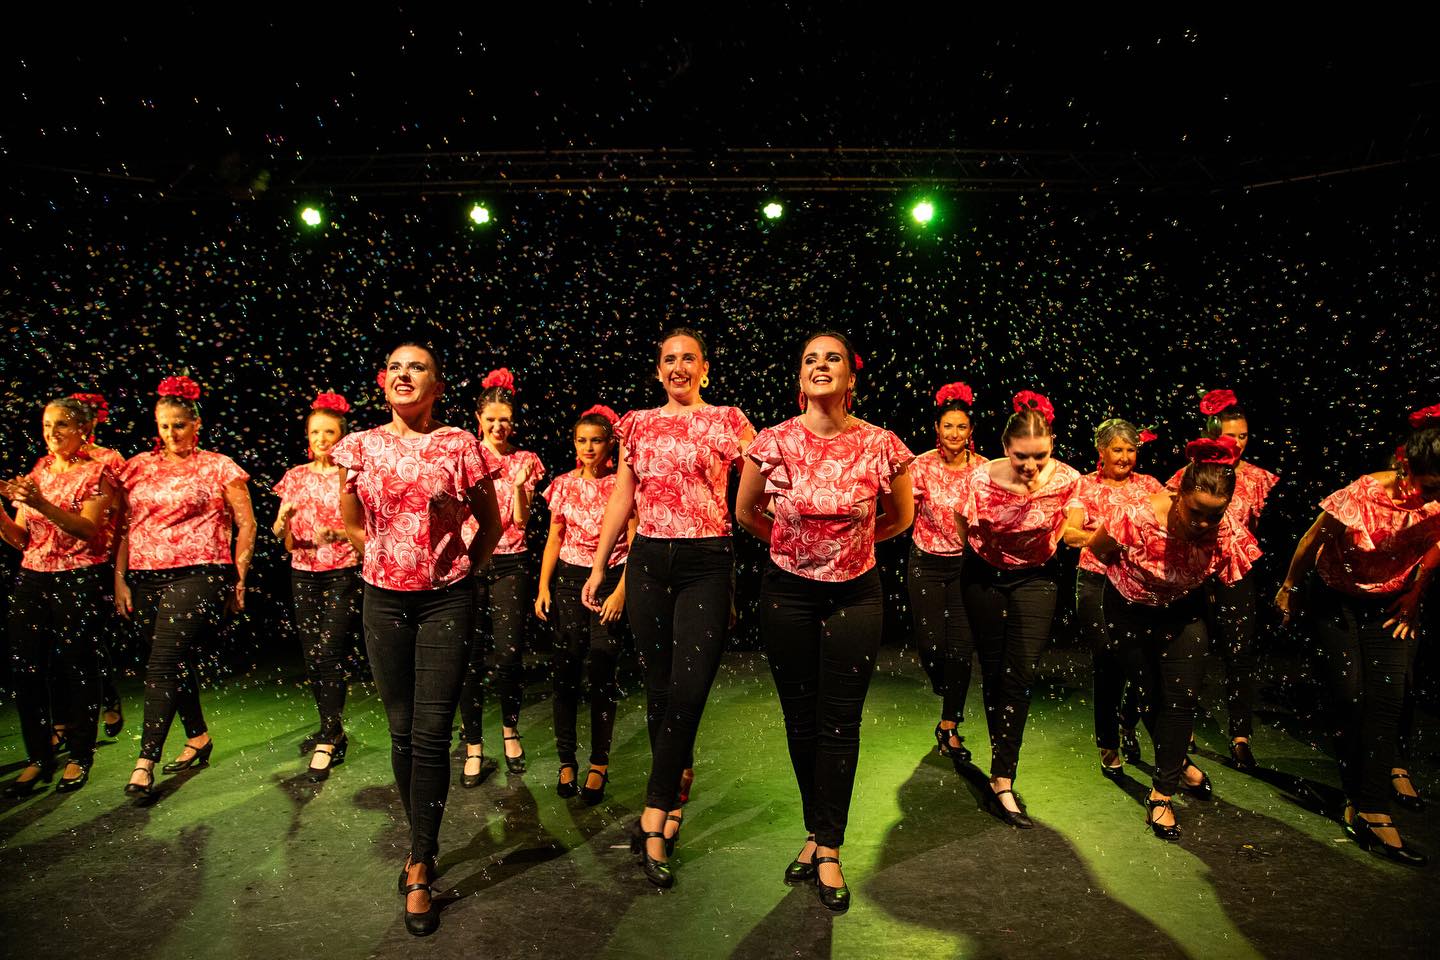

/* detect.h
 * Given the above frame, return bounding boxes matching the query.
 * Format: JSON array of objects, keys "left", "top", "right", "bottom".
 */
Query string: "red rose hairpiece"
[
  {"left": 853, "top": 353, "right": 864, "bottom": 371},
  {"left": 580, "top": 403, "right": 619, "bottom": 426},
  {"left": 312, "top": 391, "right": 351, "bottom": 414},
  {"left": 482, "top": 368, "right": 516, "bottom": 392},
  {"left": 1012, "top": 390, "right": 1055, "bottom": 424},
  {"left": 157, "top": 375, "right": 201, "bottom": 401},
  {"left": 70, "top": 392, "right": 109, "bottom": 423},
  {"left": 1138, "top": 428, "right": 1158, "bottom": 444},
  {"left": 1408, "top": 404, "right": 1440, "bottom": 429},
  {"left": 1185, "top": 435, "right": 1241, "bottom": 466},
  {"left": 376, "top": 369, "right": 388, "bottom": 389},
  {"left": 1198, "top": 389, "right": 1238, "bottom": 416},
  {"left": 935, "top": 382, "right": 974, "bottom": 407}
]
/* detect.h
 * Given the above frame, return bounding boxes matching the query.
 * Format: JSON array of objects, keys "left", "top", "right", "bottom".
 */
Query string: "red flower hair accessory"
[
  {"left": 1198, "top": 389, "right": 1238, "bottom": 416},
  {"left": 312, "top": 391, "right": 351, "bottom": 414},
  {"left": 376, "top": 369, "right": 388, "bottom": 389},
  {"left": 853, "top": 353, "right": 864, "bottom": 371},
  {"left": 1138, "top": 428, "right": 1158, "bottom": 444},
  {"left": 1185, "top": 435, "right": 1241, "bottom": 466},
  {"left": 70, "top": 392, "right": 109, "bottom": 423},
  {"left": 482, "top": 368, "right": 516, "bottom": 392},
  {"left": 1012, "top": 390, "right": 1055, "bottom": 424},
  {"left": 580, "top": 403, "right": 619, "bottom": 426},
  {"left": 157, "top": 375, "right": 201, "bottom": 401},
  {"left": 935, "top": 382, "right": 974, "bottom": 407},
  {"left": 1408, "top": 404, "right": 1440, "bottom": 429}
]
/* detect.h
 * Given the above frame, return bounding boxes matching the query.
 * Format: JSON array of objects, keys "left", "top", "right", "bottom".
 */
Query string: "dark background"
[{"left": 2, "top": 12, "right": 1437, "bottom": 696}]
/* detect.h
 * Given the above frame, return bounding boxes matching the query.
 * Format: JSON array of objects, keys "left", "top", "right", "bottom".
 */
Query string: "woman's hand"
[
  {"left": 115, "top": 579, "right": 133, "bottom": 618},
  {"left": 1383, "top": 586, "right": 1423, "bottom": 640},
  {"left": 535, "top": 586, "right": 552, "bottom": 621},
  {"left": 1274, "top": 584, "right": 1302, "bottom": 625},
  {"left": 600, "top": 587, "right": 626, "bottom": 624},
  {"left": 227, "top": 578, "right": 247, "bottom": 615},
  {"left": 581, "top": 568, "right": 606, "bottom": 612}
]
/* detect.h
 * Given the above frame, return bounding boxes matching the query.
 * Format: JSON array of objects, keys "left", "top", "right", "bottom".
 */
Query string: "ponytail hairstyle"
[
  {"left": 1395, "top": 404, "right": 1440, "bottom": 481},
  {"left": 1001, "top": 390, "right": 1055, "bottom": 447},
  {"left": 575, "top": 403, "right": 620, "bottom": 473},
  {"left": 1198, "top": 388, "right": 1246, "bottom": 438},
  {"left": 1180, "top": 436, "right": 1240, "bottom": 501},
  {"left": 796, "top": 330, "right": 863, "bottom": 412}
]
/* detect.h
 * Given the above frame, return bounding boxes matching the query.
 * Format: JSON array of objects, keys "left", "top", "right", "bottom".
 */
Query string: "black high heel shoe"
[
  {"left": 1392, "top": 771, "right": 1425, "bottom": 812},
  {"left": 298, "top": 730, "right": 321, "bottom": 757},
  {"left": 3, "top": 763, "right": 55, "bottom": 798},
  {"left": 123, "top": 765, "right": 154, "bottom": 800},
  {"left": 1146, "top": 795, "right": 1181, "bottom": 842},
  {"left": 162, "top": 739, "right": 213, "bottom": 774},
  {"left": 307, "top": 736, "right": 347, "bottom": 783},
  {"left": 402, "top": 864, "right": 440, "bottom": 937},
  {"left": 628, "top": 819, "right": 674, "bottom": 888},
  {"left": 1180, "top": 758, "right": 1213, "bottom": 801},
  {"left": 933, "top": 723, "right": 972, "bottom": 763},
  {"left": 502, "top": 734, "right": 526, "bottom": 774},
  {"left": 102, "top": 705, "right": 125, "bottom": 739},
  {"left": 664, "top": 811, "right": 684, "bottom": 856},
  {"left": 1350, "top": 815, "right": 1428, "bottom": 866},
  {"left": 784, "top": 835, "right": 817, "bottom": 884},
  {"left": 1099, "top": 749, "right": 1125, "bottom": 781},
  {"left": 988, "top": 787, "right": 1034, "bottom": 829},
  {"left": 55, "top": 761, "right": 91, "bottom": 793},
  {"left": 1120, "top": 728, "right": 1142, "bottom": 764},
  {"left": 1229, "top": 739, "right": 1258, "bottom": 771},
  {"left": 460, "top": 749, "right": 497, "bottom": 789},
  {"left": 813, "top": 855, "right": 850, "bottom": 913},
  {"left": 556, "top": 762, "right": 579, "bottom": 799},
  {"left": 580, "top": 766, "right": 609, "bottom": 806}
]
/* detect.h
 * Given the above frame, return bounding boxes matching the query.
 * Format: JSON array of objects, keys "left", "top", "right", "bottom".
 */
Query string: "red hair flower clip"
[
  {"left": 1186, "top": 435, "right": 1241, "bottom": 466},
  {"left": 376, "top": 369, "right": 388, "bottom": 389},
  {"left": 70, "top": 392, "right": 109, "bottom": 423},
  {"left": 313, "top": 391, "right": 351, "bottom": 414},
  {"left": 482, "top": 368, "right": 516, "bottom": 392},
  {"left": 581, "top": 403, "right": 619, "bottom": 426},
  {"left": 157, "top": 375, "right": 201, "bottom": 401},
  {"left": 935, "top": 382, "right": 974, "bottom": 407},
  {"left": 853, "top": 353, "right": 864, "bottom": 371},
  {"left": 1138, "top": 428, "right": 1158, "bottom": 445},
  {"left": 1198, "top": 389, "right": 1238, "bottom": 416},
  {"left": 1408, "top": 404, "right": 1440, "bottom": 429},
  {"left": 1012, "top": 390, "right": 1055, "bottom": 424}
]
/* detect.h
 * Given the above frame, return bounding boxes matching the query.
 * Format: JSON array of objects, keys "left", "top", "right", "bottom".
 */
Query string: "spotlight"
[
  {"left": 911, "top": 200, "right": 935, "bottom": 225},
  {"left": 762, "top": 201, "right": 784, "bottom": 220},
  {"left": 468, "top": 202, "right": 492, "bottom": 225},
  {"left": 299, "top": 205, "right": 324, "bottom": 228}
]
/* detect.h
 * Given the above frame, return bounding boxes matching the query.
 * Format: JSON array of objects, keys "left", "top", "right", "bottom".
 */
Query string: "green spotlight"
[
  {"left": 468, "top": 202, "right": 491, "bottom": 225},
  {"left": 299, "top": 206, "right": 323, "bottom": 228},
  {"left": 911, "top": 200, "right": 935, "bottom": 225},
  {"left": 762, "top": 201, "right": 784, "bottom": 220}
]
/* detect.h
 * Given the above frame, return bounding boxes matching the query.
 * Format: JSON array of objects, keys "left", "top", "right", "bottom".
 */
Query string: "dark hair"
[
  {"left": 46, "top": 395, "right": 94, "bottom": 424},
  {"left": 156, "top": 394, "right": 199, "bottom": 418},
  {"left": 388, "top": 341, "right": 444, "bottom": 381},
  {"left": 575, "top": 410, "right": 616, "bottom": 442},
  {"left": 936, "top": 398, "right": 972, "bottom": 421},
  {"left": 1094, "top": 418, "right": 1139, "bottom": 448},
  {"left": 1001, "top": 409, "right": 1052, "bottom": 446},
  {"left": 656, "top": 327, "right": 708, "bottom": 362},
  {"left": 307, "top": 406, "right": 348, "bottom": 436},
  {"left": 1179, "top": 461, "right": 1238, "bottom": 501},
  {"left": 477, "top": 385, "right": 515, "bottom": 412},
  {"left": 1205, "top": 403, "right": 1247, "bottom": 438},
  {"left": 797, "top": 330, "right": 859, "bottom": 372},
  {"left": 1401, "top": 425, "right": 1440, "bottom": 476}
]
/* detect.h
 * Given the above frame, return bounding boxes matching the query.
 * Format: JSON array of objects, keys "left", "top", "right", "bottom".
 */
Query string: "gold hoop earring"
[{"left": 700, "top": 375, "right": 710, "bottom": 389}]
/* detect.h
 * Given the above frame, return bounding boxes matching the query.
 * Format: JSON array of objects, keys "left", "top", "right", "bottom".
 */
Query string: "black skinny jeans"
[
  {"left": 551, "top": 561, "right": 626, "bottom": 766},
  {"left": 1076, "top": 569, "right": 1140, "bottom": 749},
  {"left": 363, "top": 578, "right": 473, "bottom": 866},
  {"left": 908, "top": 546, "right": 974, "bottom": 724},
  {"left": 459, "top": 552, "right": 530, "bottom": 745},
  {"left": 1104, "top": 582, "right": 1209, "bottom": 796},
  {"left": 1203, "top": 572, "right": 1259, "bottom": 739},
  {"left": 7, "top": 565, "right": 107, "bottom": 767},
  {"left": 761, "top": 563, "right": 883, "bottom": 849},
  {"left": 1306, "top": 577, "right": 1412, "bottom": 816},
  {"left": 961, "top": 553, "right": 1058, "bottom": 781},
  {"left": 291, "top": 566, "right": 362, "bottom": 742},
  {"left": 625, "top": 534, "right": 733, "bottom": 811},
  {"left": 130, "top": 565, "right": 229, "bottom": 762}
]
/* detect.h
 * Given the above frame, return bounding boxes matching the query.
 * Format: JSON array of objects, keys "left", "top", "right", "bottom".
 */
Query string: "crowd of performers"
[{"left": 3, "top": 328, "right": 1438, "bottom": 936}]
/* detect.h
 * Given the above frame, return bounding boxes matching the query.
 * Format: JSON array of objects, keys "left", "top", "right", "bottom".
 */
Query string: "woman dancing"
[{"left": 736, "top": 332, "right": 913, "bottom": 912}]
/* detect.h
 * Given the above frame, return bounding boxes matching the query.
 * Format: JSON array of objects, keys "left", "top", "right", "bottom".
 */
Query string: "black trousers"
[
  {"left": 1076, "top": 570, "right": 1140, "bottom": 749},
  {"left": 624, "top": 534, "right": 733, "bottom": 810},
  {"left": 291, "top": 567, "right": 362, "bottom": 742},
  {"left": 550, "top": 561, "right": 626, "bottom": 766},
  {"left": 459, "top": 552, "right": 530, "bottom": 745},
  {"left": 1204, "top": 572, "right": 1259, "bottom": 739},
  {"left": 1105, "top": 582, "right": 1209, "bottom": 796},
  {"left": 761, "top": 563, "right": 882, "bottom": 848},
  {"left": 130, "top": 565, "right": 230, "bottom": 762},
  {"left": 908, "top": 546, "right": 974, "bottom": 724},
  {"left": 363, "top": 578, "right": 473, "bottom": 866},
  {"left": 7, "top": 565, "right": 107, "bottom": 767},
  {"left": 961, "top": 553, "right": 1058, "bottom": 781},
  {"left": 1306, "top": 577, "right": 1411, "bottom": 815}
]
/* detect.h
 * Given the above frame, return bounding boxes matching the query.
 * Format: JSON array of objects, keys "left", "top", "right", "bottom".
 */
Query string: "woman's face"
[
  {"left": 307, "top": 411, "right": 344, "bottom": 460},
  {"left": 574, "top": 423, "right": 612, "bottom": 470},
  {"left": 42, "top": 405, "right": 87, "bottom": 459},
  {"left": 1098, "top": 438, "right": 1137, "bottom": 481},
  {"left": 936, "top": 409, "right": 972, "bottom": 455},
  {"left": 478, "top": 402, "right": 514, "bottom": 447},
  {"left": 1216, "top": 417, "right": 1249, "bottom": 458},
  {"left": 384, "top": 345, "right": 442, "bottom": 410},
  {"left": 798, "top": 336, "right": 855, "bottom": 406},
  {"left": 155, "top": 403, "right": 200, "bottom": 455},
  {"left": 1174, "top": 488, "right": 1230, "bottom": 539},
  {"left": 656, "top": 335, "right": 708, "bottom": 402},
  {"left": 1004, "top": 434, "right": 1052, "bottom": 484}
]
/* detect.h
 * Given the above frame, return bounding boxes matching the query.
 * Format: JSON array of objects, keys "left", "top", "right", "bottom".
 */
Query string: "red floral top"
[
  {"left": 1317, "top": 475, "right": 1440, "bottom": 595},
  {"left": 1104, "top": 496, "right": 1260, "bottom": 606},
  {"left": 618, "top": 405, "right": 753, "bottom": 539},
  {"left": 543, "top": 471, "right": 630, "bottom": 568},
  {"left": 120, "top": 450, "right": 249, "bottom": 571},
  {"left": 273, "top": 464, "right": 359, "bottom": 573},
  {"left": 958, "top": 461, "right": 1084, "bottom": 569},
  {"left": 18, "top": 456, "right": 115, "bottom": 572},
  {"left": 909, "top": 450, "right": 989, "bottom": 556},
  {"left": 88, "top": 446, "right": 127, "bottom": 558},
  {"left": 462, "top": 448, "right": 545, "bottom": 556},
  {"left": 332, "top": 427, "right": 500, "bottom": 591},
  {"left": 749, "top": 417, "right": 914, "bottom": 582},
  {"left": 1168, "top": 461, "right": 1278, "bottom": 533},
  {"left": 1077, "top": 472, "right": 1166, "bottom": 575}
]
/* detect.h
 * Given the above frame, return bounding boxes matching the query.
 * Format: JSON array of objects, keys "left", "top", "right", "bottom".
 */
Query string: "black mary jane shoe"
[
  {"left": 1229, "top": 739, "right": 1258, "bottom": 772},
  {"left": 784, "top": 835, "right": 817, "bottom": 885},
  {"left": 298, "top": 730, "right": 322, "bottom": 757},
  {"left": 1350, "top": 815, "right": 1428, "bottom": 867},
  {"left": 307, "top": 736, "right": 347, "bottom": 783},
  {"left": 162, "top": 739, "right": 213, "bottom": 774},
  {"left": 989, "top": 788, "right": 1034, "bottom": 829},
  {"left": 556, "top": 762, "right": 580, "bottom": 799},
  {"left": 1099, "top": 748, "right": 1125, "bottom": 781},
  {"left": 102, "top": 706, "right": 125, "bottom": 740},
  {"left": 502, "top": 734, "right": 526, "bottom": 775},
  {"left": 813, "top": 856, "right": 850, "bottom": 913},
  {"left": 123, "top": 765, "right": 154, "bottom": 801},
  {"left": 1392, "top": 772, "right": 1426, "bottom": 813},
  {"left": 663, "top": 811, "right": 685, "bottom": 857},
  {"left": 628, "top": 819, "right": 674, "bottom": 889},
  {"left": 580, "top": 766, "right": 609, "bottom": 806},
  {"left": 403, "top": 874, "right": 440, "bottom": 937},
  {"left": 933, "top": 723, "right": 972, "bottom": 763},
  {"left": 3, "top": 764, "right": 55, "bottom": 799},
  {"left": 460, "top": 751, "right": 497, "bottom": 789},
  {"left": 1180, "top": 759, "right": 1214, "bottom": 801},
  {"left": 1120, "top": 728, "right": 1142, "bottom": 764},
  {"left": 1146, "top": 796, "right": 1182, "bottom": 842},
  {"left": 55, "top": 761, "right": 92, "bottom": 793}
]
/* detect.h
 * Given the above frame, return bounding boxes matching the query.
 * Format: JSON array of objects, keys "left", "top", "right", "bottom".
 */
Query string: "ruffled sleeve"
[
  {"left": 875, "top": 429, "right": 915, "bottom": 494},
  {"left": 541, "top": 475, "right": 566, "bottom": 513},
  {"left": 1321, "top": 477, "right": 1382, "bottom": 551},
  {"left": 1166, "top": 466, "right": 1185, "bottom": 492},
  {"left": 520, "top": 451, "right": 545, "bottom": 495},
  {"left": 213, "top": 452, "right": 250, "bottom": 488},
  {"left": 1136, "top": 473, "right": 1165, "bottom": 495},
  {"left": 331, "top": 433, "right": 362, "bottom": 472},
  {"left": 615, "top": 410, "right": 640, "bottom": 467},
  {"left": 956, "top": 465, "right": 987, "bottom": 527},
  {"left": 747, "top": 426, "right": 791, "bottom": 494},
  {"left": 273, "top": 466, "right": 299, "bottom": 501},
  {"left": 455, "top": 432, "right": 501, "bottom": 499},
  {"left": 1216, "top": 516, "right": 1263, "bottom": 584},
  {"left": 909, "top": 455, "right": 931, "bottom": 502},
  {"left": 714, "top": 406, "right": 755, "bottom": 463}
]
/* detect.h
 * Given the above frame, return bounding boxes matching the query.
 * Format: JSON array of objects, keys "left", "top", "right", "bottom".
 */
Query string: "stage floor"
[{"left": 2, "top": 648, "right": 1435, "bottom": 959}]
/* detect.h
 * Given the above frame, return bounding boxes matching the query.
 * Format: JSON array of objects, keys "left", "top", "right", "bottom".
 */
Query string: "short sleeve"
[
  {"left": 875, "top": 430, "right": 915, "bottom": 494},
  {"left": 1166, "top": 467, "right": 1184, "bottom": 492},
  {"left": 1217, "top": 518, "right": 1262, "bottom": 584},
  {"left": 522, "top": 451, "right": 546, "bottom": 495},
  {"left": 1106, "top": 500, "right": 1145, "bottom": 551},
  {"left": 456, "top": 435, "right": 501, "bottom": 499},
  {"left": 273, "top": 467, "right": 297, "bottom": 501},
  {"left": 909, "top": 458, "right": 930, "bottom": 501},
  {"left": 1320, "top": 479, "right": 1378, "bottom": 551},
  {"left": 215, "top": 454, "right": 249, "bottom": 488},
  {"left": 956, "top": 467, "right": 984, "bottom": 527},
  {"left": 1137, "top": 473, "right": 1165, "bottom": 495},
  {"left": 747, "top": 427, "right": 790, "bottom": 493},
  {"left": 712, "top": 406, "right": 754, "bottom": 464},
  {"left": 616, "top": 410, "right": 639, "bottom": 447},
  {"left": 331, "top": 433, "right": 363, "bottom": 473},
  {"left": 541, "top": 475, "right": 569, "bottom": 516}
]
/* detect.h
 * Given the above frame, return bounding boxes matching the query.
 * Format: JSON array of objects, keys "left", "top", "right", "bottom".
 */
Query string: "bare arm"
[
  {"left": 465, "top": 476, "right": 503, "bottom": 570},
  {"left": 1086, "top": 524, "right": 1122, "bottom": 566},
  {"left": 510, "top": 461, "right": 535, "bottom": 529},
  {"left": 734, "top": 458, "right": 774, "bottom": 545},
  {"left": 1061, "top": 507, "right": 1090, "bottom": 548},
  {"left": 7, "top": 475, "right": 111, "bottom": 542},
  {"left": 583, "top": 455, "right": 639, "bottom": 611},
  {"left": 598, "top": 514, "right": 640, "bottom": 624},
  {"left": 1275, "top": 510, "right": 1343, "bottom": 624},
  {"left": 0, "top": 502, "right": 27, "bottom": 552},
  {"left": 113, "top": 492, "right": 133, "bottom": 617},
  {"left": 875, "top": 469, "right": 915, "bottom": 542},
  {"left": 224, "top": 480, "right": 257, "bottom": 611},
  {"left": 339, "top": 470, "right": 366, "bottom": 555},
  {"left": 534, "top": 517, "right": 564, "bottom": 621}
]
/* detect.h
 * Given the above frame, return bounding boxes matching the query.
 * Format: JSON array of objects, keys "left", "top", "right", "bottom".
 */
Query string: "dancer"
[
  {"left": 1, "top": 396, "right": 117, "bottom": 795},
  {"left": 1068, "top": 418, "right": 1163, "bottom": 777},
  {"left": 908, "top": 382, "right": 986, "bottom": 763},
  {"left": 116, "top": 377, "right": 255, "bottom": 800},
  {"left": 456, "top": 368, "right": 545, "bottom": 785},
  {"left": 582, "top": 327, "right": 754, "bottom": 888},
  {"left": 1085, "top": 436, "right": 1258, "bottom": 841},
  {"left": 536, "top": 404, "right": 634, "bottom": 803},
  {"left": 953, "top": 391, "right": 1083, "bottom": 828},
  {"left": 736, "top": 332, "right": 913, "bottom": 912},
  {"left": 1169, "top": 389, "right": 1279, "bottom": 769},
  {"left": 1273, "top": 405, "right": 1440, "bottom": 866},
  {"left": 273, "top": 391, "right": 361, "bottom": 781},
  {"left": 335, "top": 343, "right": 502, "bottom": 935}
]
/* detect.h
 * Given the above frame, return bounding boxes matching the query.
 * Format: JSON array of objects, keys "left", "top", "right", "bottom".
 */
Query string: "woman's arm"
[
  {"left": 1086, "top": 524, "right": 1122, "bottom": 566},
  {"left": 734, "top": 459, "right": 774, "bottom": 544},
  {"left": 1274, "top": 510, "right": 1343, "bottom": 624},
  {"left": 272, "top": 501, "right": 299, "bottom": 552},
  {"left": 874, "top": 469, "right": 915, "bottom": 542},
  {"left": 583, "top": 454, "right": 638, "bottom": 610},
  {"left": 8, "top": 474, "right": 110, "bottom": 542},
  {"left": 1060, "top": 507, "right": 1090, "bottom": 548},
  {"left": 114, "top": 493, "right": 133, "bottom": 617},
  {"left": 534, "top": 517, "right": 564, "bottom": 621},
  {"left": 598, "top": 515, "right": 640, "bottom": 624},
  {"left": 0, "top": 500, "right": 28, "bottom": 552},
  {"left": 1384, "top": 540, "right": 1440, "bottom": 640},
  {"left": 339, "top": 471, "right": 366, "bottom": 555},
  {"left": 510, "top": 460, "right": 535, "bottom": 528},
  {"left": 224, "top": 480, "right": 257, "bottom": 612}
]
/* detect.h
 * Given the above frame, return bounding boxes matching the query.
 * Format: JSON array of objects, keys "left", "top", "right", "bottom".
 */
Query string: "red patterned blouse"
[
  {"left": 1104, "top": 496, "right": 1261, "bottom": 606},
  {"left": 543, "top": 471, "right": 630, "bottom": 568},
  {"left": 1317, "top": 474, "right": 1440, "bottom": 595},
  {"left": 274, "top": 464, "right": 359, "bottom": 572},
  {"left": 120, "top": 449, "right": 249, "bottom": 571},
  {"left": 462, "top": 448, "right": 545, "bottom": 556},
  {"left": 958, "top": 461, "right": 1084, "bottom": 569},
  {"left": 618, "top": 405, "right": 753, "bottom": 539},
  {"left": 1076, "top": 472, "right": 1166, "bottom": 575},
  {"left": 18, "top": 456, "right": 115, "bottom": 572},
  {"left": 909, "top": 450, "right": 989, "bottom": 556}
]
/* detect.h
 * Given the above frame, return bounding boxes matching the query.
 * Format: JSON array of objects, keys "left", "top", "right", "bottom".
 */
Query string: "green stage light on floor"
[
  {"left": 911, "top": 200, "right": 935, "bottom": 225},
  {"left": 763, "top": 201, "right": 784, "bottom": 220},
  {"left": 469, "top": 203, "right": 492, "bottom": 226},
  {"left": 299, "top": 206, "right": 323, "bottom": 228}
]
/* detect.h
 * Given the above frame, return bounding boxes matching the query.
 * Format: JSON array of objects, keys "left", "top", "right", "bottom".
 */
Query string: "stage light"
[
  {"left": 762, "top": 201, "right": 784, "bottom": 220},
  {"left": 911, "top": 200, "right": 935, "bottom": 225},
  {"left": 299, "top": 206, "right": 323, "bottom": 228},
  {"left": 468, "top": 203, "right": 491, "bottom": 225}
]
